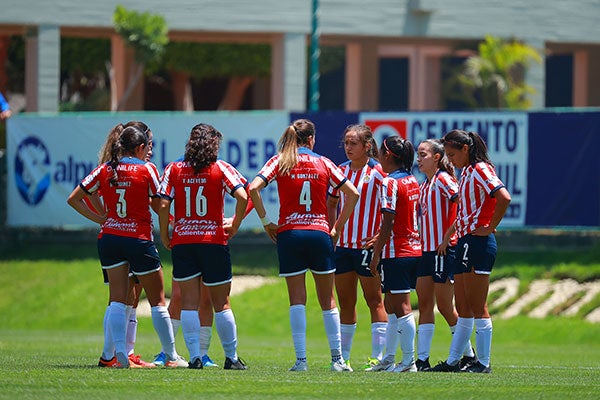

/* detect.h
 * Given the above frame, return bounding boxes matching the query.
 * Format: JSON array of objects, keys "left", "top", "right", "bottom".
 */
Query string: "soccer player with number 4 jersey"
[
  {"left": 427, "top": 130, "right": 511, "bottom": 373},
  {"left": 249, "top": 119, "right": 359, "bottom": 372},
  {"left": 327, "top": 124, "right": 387, "bottom": 371}
]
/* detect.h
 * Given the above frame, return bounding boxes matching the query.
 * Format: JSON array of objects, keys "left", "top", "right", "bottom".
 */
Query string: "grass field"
[{"left": 1, "top": 239, "right": 599, "bottom": 399}]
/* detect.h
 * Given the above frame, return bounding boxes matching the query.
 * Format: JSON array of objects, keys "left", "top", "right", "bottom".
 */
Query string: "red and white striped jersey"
[
  {"left": 80, "top": 157, "right": 161, "bottom": 241},
  {"left": 330, "top": 158, "right": 385, "bottom": 249},
  {"left": 257, "top": 147, "right": 347, "bottom": 234},
  {"left": 419, "top": 170, "right": 459, "bottom": 251},
  {"left": 159, "top": 159, "right": 246, "bottom": 246},
  {"left": 379, "top": 170, "right": 422, "bottom": 258},
  {"left": 456, "top": 162, "right": 505, "bottom": 238}
]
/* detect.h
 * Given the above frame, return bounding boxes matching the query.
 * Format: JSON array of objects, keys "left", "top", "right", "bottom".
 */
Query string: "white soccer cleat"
[
  {"left": 289, "top": 360, "right": 308, "bottom": 371},
  {"left": 330, "top": 360, "right": 352, "bottom": 372},
  {"left": 365, "top": 357, "right": 395, "bottom": 372},
  {"left": 390, "top": 359, "right": 417, "bottom": 373},
  {"left": 165, "top": 355, "right": 189, "bottom": 368}
]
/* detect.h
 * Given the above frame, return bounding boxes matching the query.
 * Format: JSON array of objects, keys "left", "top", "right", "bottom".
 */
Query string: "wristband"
[{"left": 260, "top": 215, "right": 271, "bottom": 226}]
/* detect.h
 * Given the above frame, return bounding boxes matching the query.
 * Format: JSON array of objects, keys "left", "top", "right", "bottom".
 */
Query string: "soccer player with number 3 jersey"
[
  {"left": 428, "top": 130, "right": 511, "bottom": 373},
  {"left": 327, "top": 125, "right": 387, "bottom": 370},
  {"left": 68, "top": 125, "right": 179, "bottom": 369},
  {"left": 249, "top": 119, "right": 359, "bottom": 372}
]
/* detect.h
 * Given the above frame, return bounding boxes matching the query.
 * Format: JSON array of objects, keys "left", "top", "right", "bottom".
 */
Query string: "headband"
[{"left": 383, "top": 138, "right": 401, "bottom": 158}]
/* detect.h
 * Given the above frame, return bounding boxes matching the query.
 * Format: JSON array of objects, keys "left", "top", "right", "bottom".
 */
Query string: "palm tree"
[{"left": 446, "top": 35, "right": 541, "bottom": 110}]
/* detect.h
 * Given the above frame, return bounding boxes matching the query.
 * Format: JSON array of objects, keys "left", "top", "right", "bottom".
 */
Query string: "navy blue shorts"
[
  {"left": 455, "top": 234, "right": 497, "bottom": 275},
  {"left": 380, "top": 257, "right": 419, "bottom": 294},
  {"left": 98, "top": 237, "right": 139, "bottom": 284},
  {"left": 417, "top": 248, "right": 456, "bottom": 283},
  {"left": 334, "top": 247, "right": 375, "bottom": 277},
  {"left": 276, "top": 230, "right": 335, "bottom": 277},
  {"left": 98, "top": 234, "right": 161, "bottom": 276},
  {"left": 171, "top": 243, "right": 232, "bottom": 285}
]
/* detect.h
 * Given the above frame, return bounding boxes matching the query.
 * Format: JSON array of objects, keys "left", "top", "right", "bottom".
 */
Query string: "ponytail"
[
  {"left": 442, "top": 129, "right": 493, "bottom": 167},
  {"left": 278, "top": 119, "right": 315, "bottom": 175}
]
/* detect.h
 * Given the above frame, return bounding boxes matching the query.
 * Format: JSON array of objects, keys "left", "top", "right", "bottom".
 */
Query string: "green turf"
[{"left": 1, "top": 244, "right": 600, "bottom": 399}]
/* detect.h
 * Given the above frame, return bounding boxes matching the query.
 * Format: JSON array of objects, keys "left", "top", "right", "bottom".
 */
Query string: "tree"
[
  {"left": 112, "top": 5, "right": 169, "bottom": 111},
  {"left": 160, "top": 42, "right": 271, "bottom": 110},
  {"left": 443, "top": 35, "right": 542, "bottom": 110}
]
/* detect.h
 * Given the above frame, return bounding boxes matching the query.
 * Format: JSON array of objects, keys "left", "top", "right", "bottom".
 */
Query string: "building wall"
[{"left": 1, "top": 1, "right": 599, "bottom": 44}]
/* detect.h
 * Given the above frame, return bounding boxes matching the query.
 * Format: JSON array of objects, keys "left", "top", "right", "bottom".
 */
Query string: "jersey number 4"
[{"left": 299, "top": 180, "right": 312, "bottom": 212}]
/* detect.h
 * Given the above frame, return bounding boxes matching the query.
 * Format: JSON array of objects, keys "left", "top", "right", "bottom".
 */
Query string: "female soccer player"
[
  {"left": 67, "top": 125, "right": 181, "bottom": 368},
  {"left": 90, "top": 121, "right": 156, "bottom": 368},
  {"left": 326, "top": 124, "right": 387, "bottom": 370},
  {"left": 158, "top": 123, "right": 249, "bottom": 370},
  {"left": 415, "top": 139, "right": 475, "bottom": 371},
  {"left": 428, "top": 130, "right": 511, "bottom": 373},
  {"left": 248, "top": 119, "right": 359, "bottom": 372},
  {"left": 367, "top": 135, "right": 421, "bottom": 373}
]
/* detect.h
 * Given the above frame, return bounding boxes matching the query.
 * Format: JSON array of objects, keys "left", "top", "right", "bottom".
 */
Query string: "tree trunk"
[
  {"left": 171, "top": 71, "right": 194, "bottom": 111},
  {"left": 116, "top": 63, "right": 144, "bottom": 111},
  {"left": 217, "top": 76, "right": 254, "bottom": 110}
]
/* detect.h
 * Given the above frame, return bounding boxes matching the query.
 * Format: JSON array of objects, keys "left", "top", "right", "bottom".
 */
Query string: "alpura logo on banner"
[
  {"left": 14, "top": 136, "right": 96, "bottom": 206},
  {"left": 15, "top": 136, "right": 52, "bottom": 205}
]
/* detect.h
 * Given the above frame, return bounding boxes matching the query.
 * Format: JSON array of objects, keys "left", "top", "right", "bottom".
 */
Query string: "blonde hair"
[{"left": 277, "top": 119, "right": 315, "bottom": 176}]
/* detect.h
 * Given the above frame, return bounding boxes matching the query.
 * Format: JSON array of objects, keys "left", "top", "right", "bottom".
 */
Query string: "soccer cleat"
[
  {"left": 153, "top": 352, "right": 167, "bottom": 366},
  {"left": 363, "top": 357, "right": 380, "bottom": 370},
  {"left": 128, "top": 354, "right": 156, "bottom": 368},
  {"left": 165, "top": 355, "right": 189, "bottom": 368},
  {"left": 224, "top": 357, "right": 247, "bottom": 370},
  {"left": 365, "top": 357, "right": 395, "bottom": 372},
  {"left": 415, "top": 357, "right": 431, "bottom": 371},
  {"left": 426, "top": 360, "right": 460, "bottom": 372},
  {"left": 188, "top": 357, "right": 204, "bottom": 369},
  {"left": 463, "top": 361, "right": 492, "bottom": 373},
  {"left": 458, "top": 354, "right": 478, "bottom": 371},
  {"left": 330, "top": 360, "right": 353, "bottom": 372},
  {"left": 391, "top": 359, "right": 417, "bottom": 373},
  {"left": 201, "top": 354, "right": 219, "bottom": 368},
  {"left": 98, "top": 356, "right": 119, "bottom": 368},
  {"left": 289, "top": 360, "right": 308, "bottom": 371},
  {"left": 115, "top": 352, "right": 130, "bottom": 369}
]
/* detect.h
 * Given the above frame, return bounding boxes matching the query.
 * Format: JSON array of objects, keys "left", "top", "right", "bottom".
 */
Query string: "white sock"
[
  {"left": 371, "top": 322, "right": 387, "bottom": 361},
  {"left": 289, "top": 304, "right": 306, "bottom": 360},
  {"left": 199, "top": 326, "right": 212, "bottom": 357},
  {"left": 383, "top": 314, "right": 399, "bottom": 362},
  {"left": 340, "top": 323, "right": 356, "bottom": 362},
  {"left": 322, "top": 308, "right": 342, "bottom": 362},
  {"left": 171, "top": 319, "right": 181, "bottom": 338},
  {"left": 215, "top": 309, "right": 238, "bottom": 361},
  {"left": 151, "top": 305, "right": 177, "bottom": 360},
  {"left": 475, "top": 318, "right": 493, "bottom": 367},
  {"left": 107, "top": 301, "right": 127, "bottom": 357},
  {"left": 451, "top": 324, "right": 476, "bottom": 357},
  {"left": 417, "top": 323, "right": 434, "bottom": 361},
  {"left": 397, "top": 313, "right": 416, "bottom": 365},
  {"left": 181, "top": 309, "right": 201, "bottom": 362},
  {"left": 126, "top": 307, "right": 137, "bottom": 355},
  {"left": 448, "top": 317, "right": 473, "bottom": 365},
  {"left": 101, "top": 305, "right": 114, "bottom": 360}
]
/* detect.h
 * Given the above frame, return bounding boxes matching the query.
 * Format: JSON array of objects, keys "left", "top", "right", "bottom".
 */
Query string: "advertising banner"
[
  {"left": 360, "top": 112, "right": 528, "bottom": 227},
  {"left": 7, "top": 111, "right": 289, "bottom": 228}
]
